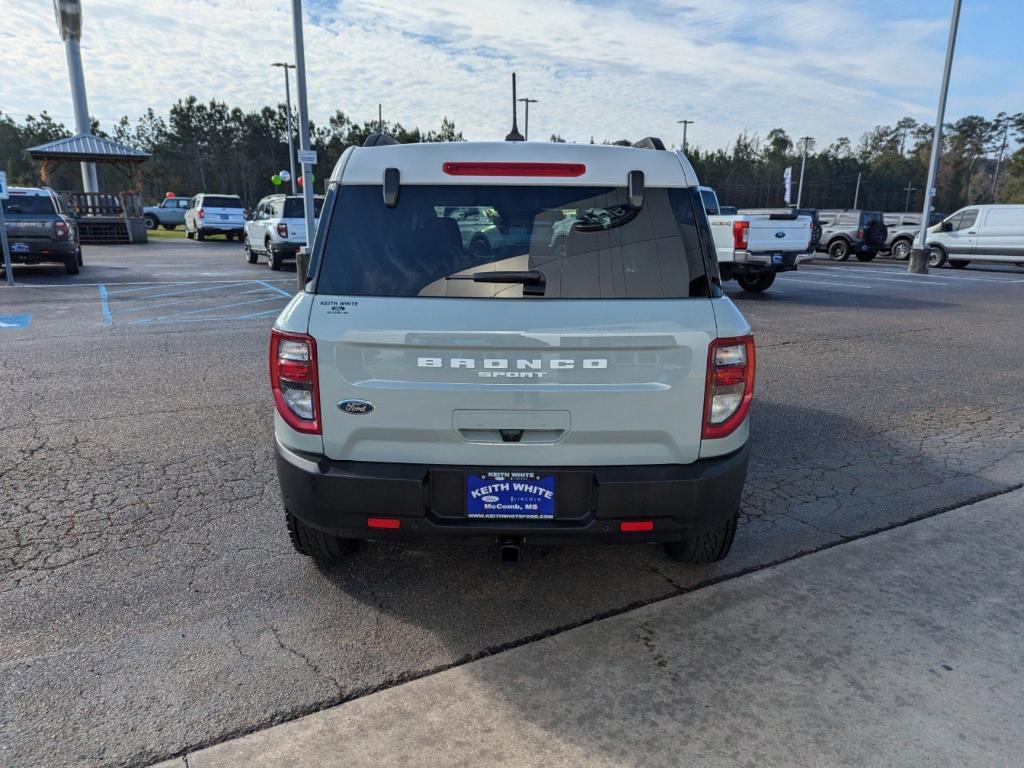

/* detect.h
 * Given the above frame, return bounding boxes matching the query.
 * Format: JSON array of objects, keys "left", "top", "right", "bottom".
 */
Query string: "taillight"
[
  {"left": 857, "top": 228, "right": 864, "bottom": 239},
  {"left": 732, "top": 220, "right": 749, "bottom": 250},
  {"left": 442, "top": 162, "right": 586, "bottom": 177},
  {"left": 702, "top": 335, "right": 755, "bottom": 440},
  {"left": 197, "top": 208, "right": 205, "bottom": 220},
  {"left": 270, "top": 329, "right": 320, "bottom": 434},
  {"left": 54, "top": 220, "right": 69, "bottom": 240},
  {"left": 277, "top": 222, "right": 288, "bottom": 238}
]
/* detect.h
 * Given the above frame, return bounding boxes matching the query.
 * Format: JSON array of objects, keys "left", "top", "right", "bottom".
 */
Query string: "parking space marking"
[
  {"left": 255, "top": 280, "right": 295, "bottom": 298},
  {"left": 95, "top": 279, "right": 294, "bottom": 327},
  {"left": 98, "top": 285, "right": 113, "bottom": 325},
  {"left": 132, "top": 295, "right": 287, "bottom": 325},
  {"left": 0, "top": 314, "right": 32, "bottom": 329},
  {"left": 809, "top": 265, "right": 1024, "bottom": 284},
  {"left": 783, "top": 277, "right": 869, "bottom": 289}
]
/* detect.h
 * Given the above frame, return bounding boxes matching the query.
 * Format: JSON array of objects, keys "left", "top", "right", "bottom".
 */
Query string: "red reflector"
[
  {"left": 442, "top": 162, "right": 586, "bottom": 177},
  {"left": 278, "top": 359, "right": 310, "bottom": 382},
  {"left": 367, "top": 517, "right": 401, "bottom": 530},
  {"left": 714, "top": 366, "right": 746, "bottom": 386},
  {"left": 620, "top": 521, "right": 654, "bottom": 532}
]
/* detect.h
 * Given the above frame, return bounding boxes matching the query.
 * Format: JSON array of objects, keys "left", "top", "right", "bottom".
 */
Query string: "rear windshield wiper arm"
[{"left": 447, "top": 270, "right": 546, "bottom": 296}]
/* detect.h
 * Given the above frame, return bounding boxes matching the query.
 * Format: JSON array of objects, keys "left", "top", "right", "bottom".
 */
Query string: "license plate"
[
  {"left": 11, "top": 242, "right": 29, "bottom": 253},
  {"left": 220, "top": 215, "right": 229, "bottom": 221},
  {"left": 467, "top": 471, "right": 556, "bottom": 519}
]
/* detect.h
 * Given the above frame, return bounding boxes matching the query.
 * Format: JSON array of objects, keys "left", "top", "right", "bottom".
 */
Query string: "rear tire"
[
  {"left": 195, "top": 229, "right": 205, "bottom": 242},
  {"left": 856, "top": 251, "right": 877, "bottom": 262},
  {"left": 185, "top": 226, "right": 194, "bottom": 240},
  {"left": 736, "top": 271, "right": 776, "bottom": 292},
  {"left": 267, "top": 242, "right": 283, "bottom": 270},
  {"left": 949, "top": 260, "right": 970, "bottom": 269},
  {"left": 144, "top": 214, "right": 158, "bottom": 230},
  {"left": 286, "top": 512, "right": 361, "bottom": 564},
  {"left": 244, "top": 236, "right": 258, "bottom": 264},
  {"left": 928, "top": 245, "right": 947, "bottom": 268},
  {"left": 664, "top": 514, "right": 738, "bottom": 564},
  {"left": 162, "top": 224, "right": 177, "bottom": 231},
  {"left": 64, "top": 251, "right": 80, "bottom": 275},
  {"left": 828, "top": 239, "right": 850, "bottom": 261}
]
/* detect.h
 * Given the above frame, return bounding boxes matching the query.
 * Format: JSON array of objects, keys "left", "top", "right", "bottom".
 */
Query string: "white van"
[{"left": 925, "top": 205, "right": 1024, "bottom": 268}]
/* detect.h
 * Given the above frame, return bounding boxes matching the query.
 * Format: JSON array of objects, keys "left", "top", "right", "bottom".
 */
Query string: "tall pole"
[
  {"left": 796, "top": 136, "right": 812, "bottom": 207},
  {"left": 378, "top": 103, "right": 383, "bottom": 133},
  {"left": 54, "top": 1, "right": 98, "bottom": 193},
  {"left": 290, "top": 0, "right": 316, "bottom": 273},
  {"left": 991, "top": 121, "right": 1009, "bottom": 201},
  {"left": 505, "top": 74, "right": 524, "bottom": 142},
  {"left": 910, "top": 0, "right": 962, "bottom": 275},
  {"left": 518, "top": 97, "right": 538, "bottom": 141},
  {"left": 273, "top": 62, "right": 297, "bottom": 194},
  {"left": 853, "top": 172, "right": 861, "bottom": 208},
  {"left": 677, "top": 119, "right": 694, "bottom": 154}
]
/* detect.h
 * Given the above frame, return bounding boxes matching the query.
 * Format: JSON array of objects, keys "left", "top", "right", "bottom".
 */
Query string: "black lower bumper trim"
[{"left": 276, "top": 442, "right": 749, "bottom": 545}]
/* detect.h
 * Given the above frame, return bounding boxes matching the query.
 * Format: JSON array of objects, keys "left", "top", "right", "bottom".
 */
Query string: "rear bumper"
[
  {"left": 4, "top": 239, "right": 77, "bottom": 263},
  {"left": 276, "top": 440, "right": 749, "bottom": 545},
  {"left": 732, "top": 250, "right": 801, "bottom": 272},
  {"left": 269, "top": 242, "right": 301, "bottom": 258},
  {"left": 197, "top": 225, "right": 244, "bottom": 234}
]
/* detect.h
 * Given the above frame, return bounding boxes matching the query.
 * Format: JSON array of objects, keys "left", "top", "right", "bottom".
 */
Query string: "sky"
[{"left": 2, "top": 0, "right": 1022, "bottom": 151}]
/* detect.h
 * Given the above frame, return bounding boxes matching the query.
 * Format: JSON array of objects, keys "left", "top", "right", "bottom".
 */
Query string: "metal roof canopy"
[{"left": 26, "top": 133, "right": 150, "bottom": 163}]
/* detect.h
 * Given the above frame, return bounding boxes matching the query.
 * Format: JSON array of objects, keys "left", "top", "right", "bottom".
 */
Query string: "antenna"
[{"left": 505, "top": 73, "right": 525, "bottom": 142}]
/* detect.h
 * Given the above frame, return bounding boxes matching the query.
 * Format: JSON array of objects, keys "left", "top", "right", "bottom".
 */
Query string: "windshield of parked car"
[
  {"left": 2, "top": 195, "right": 56, "bottom": 215},
  {"left": 316, "top": 184, "right": 711, "bottom": 299},
  {"left": 283, "top": 197, "right": 325, "bottom": 218},
  {"left": 201, "top": 196, "right": 243, "bottom": 209}
]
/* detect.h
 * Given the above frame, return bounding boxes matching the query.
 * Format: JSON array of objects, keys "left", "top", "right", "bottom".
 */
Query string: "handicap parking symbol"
[{"left": 0, "top": 314, "right": 31, "bottom": 329}]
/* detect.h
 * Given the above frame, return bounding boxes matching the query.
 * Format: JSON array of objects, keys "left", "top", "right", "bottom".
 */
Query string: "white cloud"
[{"left": 0, "top": 0, "right": 1017, "bottom": 151}]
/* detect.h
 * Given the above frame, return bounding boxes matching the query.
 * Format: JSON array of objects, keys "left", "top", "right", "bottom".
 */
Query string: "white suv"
[
  {"left": 184, "top": 194, "right": 247, "bottom": 241},
  {"left": 270, "top": 136, "right": 754, "bottom": 564},
  {"left": 243, "top": 194, "right": 325, "bottom": 270}
]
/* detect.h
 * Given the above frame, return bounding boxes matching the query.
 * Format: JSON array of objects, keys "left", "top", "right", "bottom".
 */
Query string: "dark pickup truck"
[{"left": 2, "top": 187, "right": 82, "bottom": 275}]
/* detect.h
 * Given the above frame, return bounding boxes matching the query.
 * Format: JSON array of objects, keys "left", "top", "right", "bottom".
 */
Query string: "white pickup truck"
[{"left": 698, "top": 187, "right": 812, "bottom": 292}]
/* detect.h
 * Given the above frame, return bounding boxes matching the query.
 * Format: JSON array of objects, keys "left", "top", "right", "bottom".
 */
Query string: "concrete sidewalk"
[{"left": 156, "top": 488, "right": 1024, "bottom": 768}]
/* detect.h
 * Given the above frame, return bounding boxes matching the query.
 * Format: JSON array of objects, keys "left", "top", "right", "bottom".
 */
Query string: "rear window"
[
  {"left": 283, "top": 197, "right": 325, "bottom": 218},
  {"left": 201, "top": 196, "right": 243, "bottom": 209},
  {"left": 316, "top": 185, "right": 711, "bottom": 299},
  {"left": 2, "top": 195, "right": 56, "bottom": 216}
]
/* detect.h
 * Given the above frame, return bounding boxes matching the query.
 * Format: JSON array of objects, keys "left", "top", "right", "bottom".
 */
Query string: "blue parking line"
[
  {"left": 132, "top": 281, "right": 251, "bottom": 300},
  {"left": 255, "top": 280, "right": 294, "bottom": 298},
  {"left": 131, "top": 309, "right": 282, "bottom": 326},
  {"left": 106, "top": 281, "right": 196, "bottom": 295},
  {"left": 132, "top": 295, "right": 287, "bottom": 325},
  {"left": 98, "top": 284, "right": 113, "bottom": 325}
]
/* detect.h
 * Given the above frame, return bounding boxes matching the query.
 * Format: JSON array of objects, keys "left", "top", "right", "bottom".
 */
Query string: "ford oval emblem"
[
  {"left": 338, "top": 399, "right": 374, "bottom": 415},
  {"left": 774, "top": 231, "right": 786, "bottom": 238}
]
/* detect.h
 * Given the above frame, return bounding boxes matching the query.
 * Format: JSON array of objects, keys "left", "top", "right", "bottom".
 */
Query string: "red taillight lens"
[
  {"left": 367, "top": 517, "right": 401, "bottom": 530},
  {"left": 54, "top": 220, "right": 69, "bottom": 240},
  {"left": 620, "top": 521, "right": 654, "bottom": 532},
  {"left": 442, "top": 162, "right": 586, "bottom": 177},
  {"left": 277, "top": 222, "right": 288, "bottom": 238},
  {"left": 197, "top": 208, "right": 205, "bottom": 220},
  {"left": 732, "top": 220, "right": 749, "bottom": 250},
  {"left": 702, "top": 335, "right": 755, "bottom": 440},
  {"left": 857, "top": 228, "right": 864, "bottom": 239},
  {"left": 270, "top": 329, "right": 320, "bottom": 434}
]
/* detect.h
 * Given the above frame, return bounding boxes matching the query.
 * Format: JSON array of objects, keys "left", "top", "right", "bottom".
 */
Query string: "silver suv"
[{"left": 270, "top": 137, "right": 754, "bottom": 563}]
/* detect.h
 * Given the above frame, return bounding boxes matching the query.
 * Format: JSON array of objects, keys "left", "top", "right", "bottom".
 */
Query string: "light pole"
[
  {"left": 272, "top": 62, "right": 297, "bottom": 194},
  {"left": 910, "top": 0, "right": 962, "bottom": 275},
  {"left": 518, "top": 97, "right": 538, "bottom": 141},
  {"left": 677, "top": 119, "right": 694, "bottom": 154},
  {"left": 796, "top": 136, "right": 812, "bottom": 207},
  {"left": 290, "top": 0, "right": 316, "bottom": 278},
  {"left": 53, "top": 0, "right": 98, "bottom": 193},
  {"left": 903, "top": 182, "right": 917, "bottom": 212}
]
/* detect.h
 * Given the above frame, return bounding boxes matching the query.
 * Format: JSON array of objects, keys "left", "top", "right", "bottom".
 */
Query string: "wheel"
[
  {"left": 267, "top": 242, "right": 282, "bottom": 270},
  {"left": 855, "top": 250, "right": 877, "bottom": 262},
  {"left": 162, "top": 224, "right": 177, "bottom": 231},
  {"left": 286, "top": 512, "right": 361, "bottom": 564},
  {"left": 144, "top": 214, "right": 158, "bottom": 230},
  {"left": 827, "top": 239, "right": 850, "bottom": 261},
  {"left": 949, "top": 260, "right": 970, "bottom": 269},
  {"left": 890, "top": 238, "right": 912, "bottom": 261},
  {"left": 928, "top": 245, "right": 947, "bottom": 268},
  {"left": 735, "top": 271, "right": 776, "bottom": 292},
  {"left": 77, "top": 247, "right": 83, "bottom": 266},
  {"left": 664, "top": 514, "right": 738, "bottom": 564},
  {"left": 185, "top": 225, "right": 194, "bottom": 240},
  {"left": 469, "top": 236, "right": 491, "bottom": 258},
  {"left": 64, "top": 251, "right": 80, "bottom": 275},
  {"left": 244, "top": 236, "right": 258, "bottom": 264},
  {"left": 195, "top": 229, "right": 205, "bottom": 242}
]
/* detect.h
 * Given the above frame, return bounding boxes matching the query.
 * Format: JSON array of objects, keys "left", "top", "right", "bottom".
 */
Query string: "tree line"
[{"left": 2, "top": 98, "right": 1022, "bottom": 215}]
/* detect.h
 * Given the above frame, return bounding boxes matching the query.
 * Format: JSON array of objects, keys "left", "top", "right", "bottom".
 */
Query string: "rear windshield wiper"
[{"left": 447, "top": 270, "right": 546, "bottom": 296}]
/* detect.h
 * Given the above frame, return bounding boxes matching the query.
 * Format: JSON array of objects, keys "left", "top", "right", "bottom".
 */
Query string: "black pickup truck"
[{"left": 2, "top": 187, "right": 82, "bottom": 275}]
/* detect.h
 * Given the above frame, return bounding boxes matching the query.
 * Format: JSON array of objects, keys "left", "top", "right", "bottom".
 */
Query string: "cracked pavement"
[{"left": 2, "top": 244, "right": 1023, "bottom": 768}]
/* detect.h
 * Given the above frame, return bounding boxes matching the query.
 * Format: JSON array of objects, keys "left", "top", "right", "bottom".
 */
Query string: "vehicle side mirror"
[
  {"left": 941, "top": 221, "right": 952, "bottom": 232},
  {"left": 627, "top": 170, "right": 645, "bottom": 209}
]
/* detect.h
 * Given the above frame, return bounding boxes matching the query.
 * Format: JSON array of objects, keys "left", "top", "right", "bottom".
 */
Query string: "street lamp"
[
  {"left": 677, "top": 119, "right": 694, "bottom": 154},
  {"left": 796, "top": 136, "right": 812, "bottom": 208},
  {"left": 272, "top": 62, "right": 298, "bottom": 195},
  {"left": 517, "top": 97, "right": 538, "bottom": 141},
  {"left": 909, "top": 0, "right": 962, "bottom": 275}
]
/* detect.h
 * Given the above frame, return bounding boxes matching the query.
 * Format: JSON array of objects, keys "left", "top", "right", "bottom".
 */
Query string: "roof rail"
[
  {"left": 632, "top": 137, "right": 666, "bottom": 151},
  {"left": 363, "top": 133, "right": 400, "bottom": 147}
]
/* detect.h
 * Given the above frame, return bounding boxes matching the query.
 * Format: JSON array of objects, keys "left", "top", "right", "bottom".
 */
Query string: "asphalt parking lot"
[{"left": 2, "top": 240, "right": 1023, "bottom": 768}]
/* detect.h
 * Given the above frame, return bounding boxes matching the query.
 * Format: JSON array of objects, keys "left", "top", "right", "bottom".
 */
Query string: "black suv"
[
  {"left": 2, "top": 187, "right": 82, "bottom": 275},
  {"left": 816, "top": 209, "right": 887, "bottom": 261}
]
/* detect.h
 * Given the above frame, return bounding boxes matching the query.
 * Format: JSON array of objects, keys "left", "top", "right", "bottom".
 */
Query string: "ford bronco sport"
[{"left": 271, "top": 136, "right": 754, "bottom": 564}]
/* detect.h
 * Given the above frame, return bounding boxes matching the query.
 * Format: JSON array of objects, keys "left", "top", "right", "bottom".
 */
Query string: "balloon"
[
  {"left": 271, "top": 174, "right": 283, "bottom": 186},
  {"left": 165, "top": 191, "right": 175, "bottom": 198},
  {"left": 298, "top": 174, "right": 314, "bottom": 186},
  {"left": 279, "top": 170, "right": 291, "bottom": 183},
  {"left": 297, "top": 175, "right": 303, "bottom": 186}
]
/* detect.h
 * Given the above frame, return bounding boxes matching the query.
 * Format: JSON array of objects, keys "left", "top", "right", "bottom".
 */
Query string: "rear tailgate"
[
  {"left": 744, "top": 213, "right": 811, "bottom": 253},
  {"left": 201, "top": 206, "right": 245, "bottom": 227},
  {"left": 309, "top": 297, "right": 717, "bottom": 467},
  {"left": 3, "top": 217, "right": 55, "bottom": 240}
]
